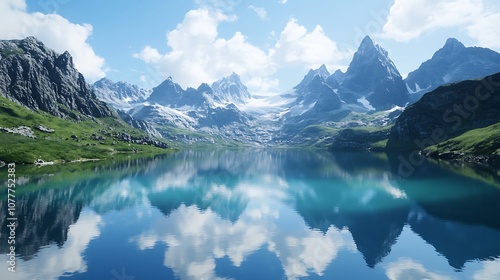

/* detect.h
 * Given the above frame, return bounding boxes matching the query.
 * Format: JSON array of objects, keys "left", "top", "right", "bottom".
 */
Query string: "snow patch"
[{"left": 357, "top": 97, "right": 375, "bottom": 111}]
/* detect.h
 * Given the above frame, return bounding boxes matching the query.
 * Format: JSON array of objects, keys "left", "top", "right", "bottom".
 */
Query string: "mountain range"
[
  {"left": 405, "top": 38, "right": 500, "bottom": 102},
  {"left": 0, "top": 37, "right": 171, "bottom": 163},
  {"left": 2, "top": 35, "right": 500, "bottom": 163},
  {"left": 91, "top": 35, "right": 500, "bottom": 147}
]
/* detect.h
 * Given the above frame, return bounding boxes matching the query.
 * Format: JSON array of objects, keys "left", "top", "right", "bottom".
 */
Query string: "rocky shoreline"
[{"left": 423, "top": 150, "right": 500, "bottom": 166}]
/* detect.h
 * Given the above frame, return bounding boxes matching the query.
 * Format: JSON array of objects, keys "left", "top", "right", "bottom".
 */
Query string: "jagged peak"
[
  {"left": 155, "top": 76, "right": 183, "bottom": 91},
  {"left": 197, "top": 83, "right": 212, "bottom": 92},
  {"left": 356, "top": 35, "right": 388, "bottom": 57},
  {"left": 294, "top": 66, "right": 331, "bottom": 90},
  {"left": 213, "top": 72, "right": 247, "bottom": 90},
  {"left": 432, "top": 38, "right": 466, "bottom": 59},
  {"left": 316, "top": 64, "right": 330, "bottom": 77},
  {"left": 443, "top": 38, "right": 465, "bottom": 49},
  {"left": 23, "top": 36, "right": 41, "bottom": 43},
  {"left": 360, "top": 35, "right": 374, "bottom": 48},
  {"left": 94, "top": 77, "right": 114, "bottom": 86},
  {"left": 217, "top": 72, "right": 243, "bottom": 85},
  {"left": 229, "top": 72, "right": 240, "bottom": 79}
]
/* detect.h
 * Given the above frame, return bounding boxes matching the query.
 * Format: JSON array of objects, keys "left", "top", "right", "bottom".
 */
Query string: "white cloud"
[
  {"left": 248, "top": 5, "right": 268, "bottom": 20},
  {"left": 0, "top": 0, "right": 106, "bottom": 81},
  {"left": 379, "top": 0, "right": 500, "bottom": 50},
  {"left": 466, "top": 11, "right": 500, "bottom": 49},
  {"left": 270, "top": 18, "right": 350, "bottom": 71},
  {"left": 134, "top": 8, "right": 276, "bottom": 93},
  {"left": 385, "top": 259, "right": 453, "bottom": 280},
  {"left": 279, "top": 0, "right": 288, "bottom": 4},
  {"left": 135, "top": 11, "right": 350, "bottom": 94},
  {"left": 474, "top": 259, "right": 500, "bottom": 280}
]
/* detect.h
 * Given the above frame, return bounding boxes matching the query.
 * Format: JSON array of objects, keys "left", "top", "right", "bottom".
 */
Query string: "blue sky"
[{"left": 2, "top": 0, "right": 500, "bottom": 94}]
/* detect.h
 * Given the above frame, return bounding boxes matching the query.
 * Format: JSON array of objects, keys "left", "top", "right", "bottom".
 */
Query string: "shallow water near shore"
[{"left": 1, "top": 149, "right": 500, "bottom": 279}]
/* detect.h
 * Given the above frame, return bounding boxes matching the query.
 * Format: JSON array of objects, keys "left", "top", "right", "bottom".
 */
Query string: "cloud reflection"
[
  {"left": 0, "top": 210, "right": 102, "bottom": 280},
  {"left": 385, "top": 259, "right": 452, "bottom": 280},
  {"left": 133, "top": 175, "right": 356, "bottom": 280}
]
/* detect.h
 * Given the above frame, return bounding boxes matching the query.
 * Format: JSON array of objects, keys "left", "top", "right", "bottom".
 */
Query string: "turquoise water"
[{"left": 1, "top": 149, "right": 500, "bottom": 279}]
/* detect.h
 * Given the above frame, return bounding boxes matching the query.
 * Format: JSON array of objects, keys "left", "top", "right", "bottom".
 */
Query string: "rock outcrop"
[{"left": 0, "top": 37, "right": 112, "bottom": 119}]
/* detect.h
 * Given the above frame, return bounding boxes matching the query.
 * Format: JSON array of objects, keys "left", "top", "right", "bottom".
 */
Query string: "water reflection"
[{"left": 0, "top": 150, "right": 500, "bottom": 279}]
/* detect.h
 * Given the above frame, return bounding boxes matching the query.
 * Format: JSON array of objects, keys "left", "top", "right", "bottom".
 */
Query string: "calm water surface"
[{"left": 1, "top": 149, "right": 500, "bottom": 279}]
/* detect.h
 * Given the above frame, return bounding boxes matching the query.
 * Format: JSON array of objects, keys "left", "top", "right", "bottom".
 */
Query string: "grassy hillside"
[
  {"left": 425, "top": 122, "right": 500, "bottom": 156},
  {"left": 0, "top": 96, "right": 173, "bottom": 163},
  {"left": 155, "top": 124, "right": 249, "bottom": 148}
]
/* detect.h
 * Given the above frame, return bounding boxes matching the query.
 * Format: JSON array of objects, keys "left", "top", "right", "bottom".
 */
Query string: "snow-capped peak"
[{"left": 211, "top": 72, "right": 251, "bottom": 105}]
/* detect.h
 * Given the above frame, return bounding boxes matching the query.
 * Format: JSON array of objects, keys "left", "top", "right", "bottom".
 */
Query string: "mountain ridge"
[
  {"left": 0, "top": 37, "right": 171, "bottom": 163},
  {"left": 0, "top": 37, "right": 112, "bottom": 119}
]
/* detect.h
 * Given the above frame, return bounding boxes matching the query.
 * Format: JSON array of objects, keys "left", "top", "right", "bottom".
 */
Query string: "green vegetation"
[
  {"left": 288, "top": 124, "right": 392, "bottom": 148},
  {"left": 425, "top": 122, "right": 500, "bottom": 156},
  {"left": 370, "top": 139, "right": 388, "bottom": 150},
  {"left": 289, "top": 125, "right": 340, "bottom": 147},
  {"left": 156, "top": 124, "right": 249, "bottom": 149},
  {"left": 0, "top": 96, "right": 173, "bottom": 163},
  {"left": 0, "top": 46, "right": 24, "bottom": 57}
]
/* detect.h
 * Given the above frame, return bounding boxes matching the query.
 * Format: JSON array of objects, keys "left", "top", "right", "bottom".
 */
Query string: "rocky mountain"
[
  {"left": 130, "top": 74, "right": 259, "bottom": 144},
  {"left": 93, "top": 78, "right": 150, "bottom": 110},
  {"left": 0, "top": 37, "right": 112, "bottom": 119},
  {"left": 146, "top": 76, "right": 206, "bottom": 108},
  {"left": 274, "top": 37, "right": 408, "bottom": 143},
  {"left": 387, "top": 72, "right": 500, "bottom": 151},
  {"left": 211, "top": 72, "right": 251, "bottom": 105},
  {"left": 0, "top": 37, "right": 170, "bottom": 163},
  {"left": 405, "top": 38, "right": 500, "bottom": 102},
  {"left": 338, "top": 36, "right": 408, "bottom": 110},
  {"left": 280, "top": 65, "right": 345, "bottom": 127}
]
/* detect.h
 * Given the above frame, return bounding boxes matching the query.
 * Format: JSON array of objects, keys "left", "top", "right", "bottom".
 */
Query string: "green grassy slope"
[
  {"left": 425, "top": 122, "right": 500, "bottom": 156},
  {"left": 0, "top": 96, "right": 173, "bottom": 163}
]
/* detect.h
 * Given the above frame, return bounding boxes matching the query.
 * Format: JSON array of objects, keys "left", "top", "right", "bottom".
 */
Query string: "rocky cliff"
[
  {"left": 0, "top": 37, "right": 112, "bottom": 119},
  {"left": 387, "top": 72, "right": 500, "bottom": 150}
]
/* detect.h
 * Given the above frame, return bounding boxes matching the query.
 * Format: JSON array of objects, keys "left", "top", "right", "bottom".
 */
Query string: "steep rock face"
[
  {"left": 405, "top": 38, "right": 500, "bottom": 101},
  {"left": 340, "top": 36, "right": 408, "bottom": 110},
  {"left": 0, "top": 37, "right": 112, "bottom": 119},
  {"left": 211, "top": 72, "right": 251, "bottom": 105},
  {"left": 147, "top": 77, "right": 207, "bottom": 108},
  {"left": 387, "top": 72, "right": 500, "bottom": 150},
  {"left": 132, "top": 74, "right": 256, "bottom": 143},
  {"left": 93, "top": 78, "right": 150, "bottom": 110},
  {"left": 281, "top": 65, "right": 345, "bottom": 127},
  {"left": 117, "top": 110, "right": 162, "bottom": 138},
  {"left": 328, "top": 129, "right": 390, "bottom": 151}
]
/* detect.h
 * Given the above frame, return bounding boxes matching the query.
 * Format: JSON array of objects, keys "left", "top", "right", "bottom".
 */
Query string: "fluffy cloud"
[
  {"left": 0, "top": 0, "right": 106, "bottom": 81},
  {"left": 248, "top": 5, "right": 268, "bottom": 20},
  {"left": 134, "top": 8, "right": 276, "bottom": 92},
  {"left": 270, "top": 18, "right": 350, "bottom": 71},
  {"left": 473, "top": 260, "right": 500, "bottom": 280},
  {"left": 466, "top": 11, "right": 500, "bottom": 49},
  {"left": 385, "top": 259, "right": 453, "bottom": 280},
  {"left": 279, "top": 0, "right": 288, "bottom": 4},
  {"left": 379, "top": 0, "right": 500, "bottom": 49},
  {"left": 135, "top": 10, "right": 349, "bottom": 94}
]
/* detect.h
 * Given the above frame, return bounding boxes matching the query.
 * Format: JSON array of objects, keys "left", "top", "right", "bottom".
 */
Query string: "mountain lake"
[{"left": 1, "top": 149, "right": 500, "bottom": 279}]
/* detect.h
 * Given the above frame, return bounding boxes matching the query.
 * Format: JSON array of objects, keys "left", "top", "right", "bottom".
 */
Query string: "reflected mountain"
[
  {"left": 409, "top": 209, "right": 500, "bottom": 269},
  {"left": 0, "top": 156, "right": 168, "bottom": 258},
  {"left": 292, "top": 152, "right": 410, "bottom": 267},
  {"left": 1, "top": 149, "right": 500, "bottom": 279}
]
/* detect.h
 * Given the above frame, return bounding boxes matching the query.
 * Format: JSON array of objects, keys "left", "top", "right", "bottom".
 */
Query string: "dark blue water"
[{"left": 1, "top": 149, "right": 500, "bottom": 279}]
